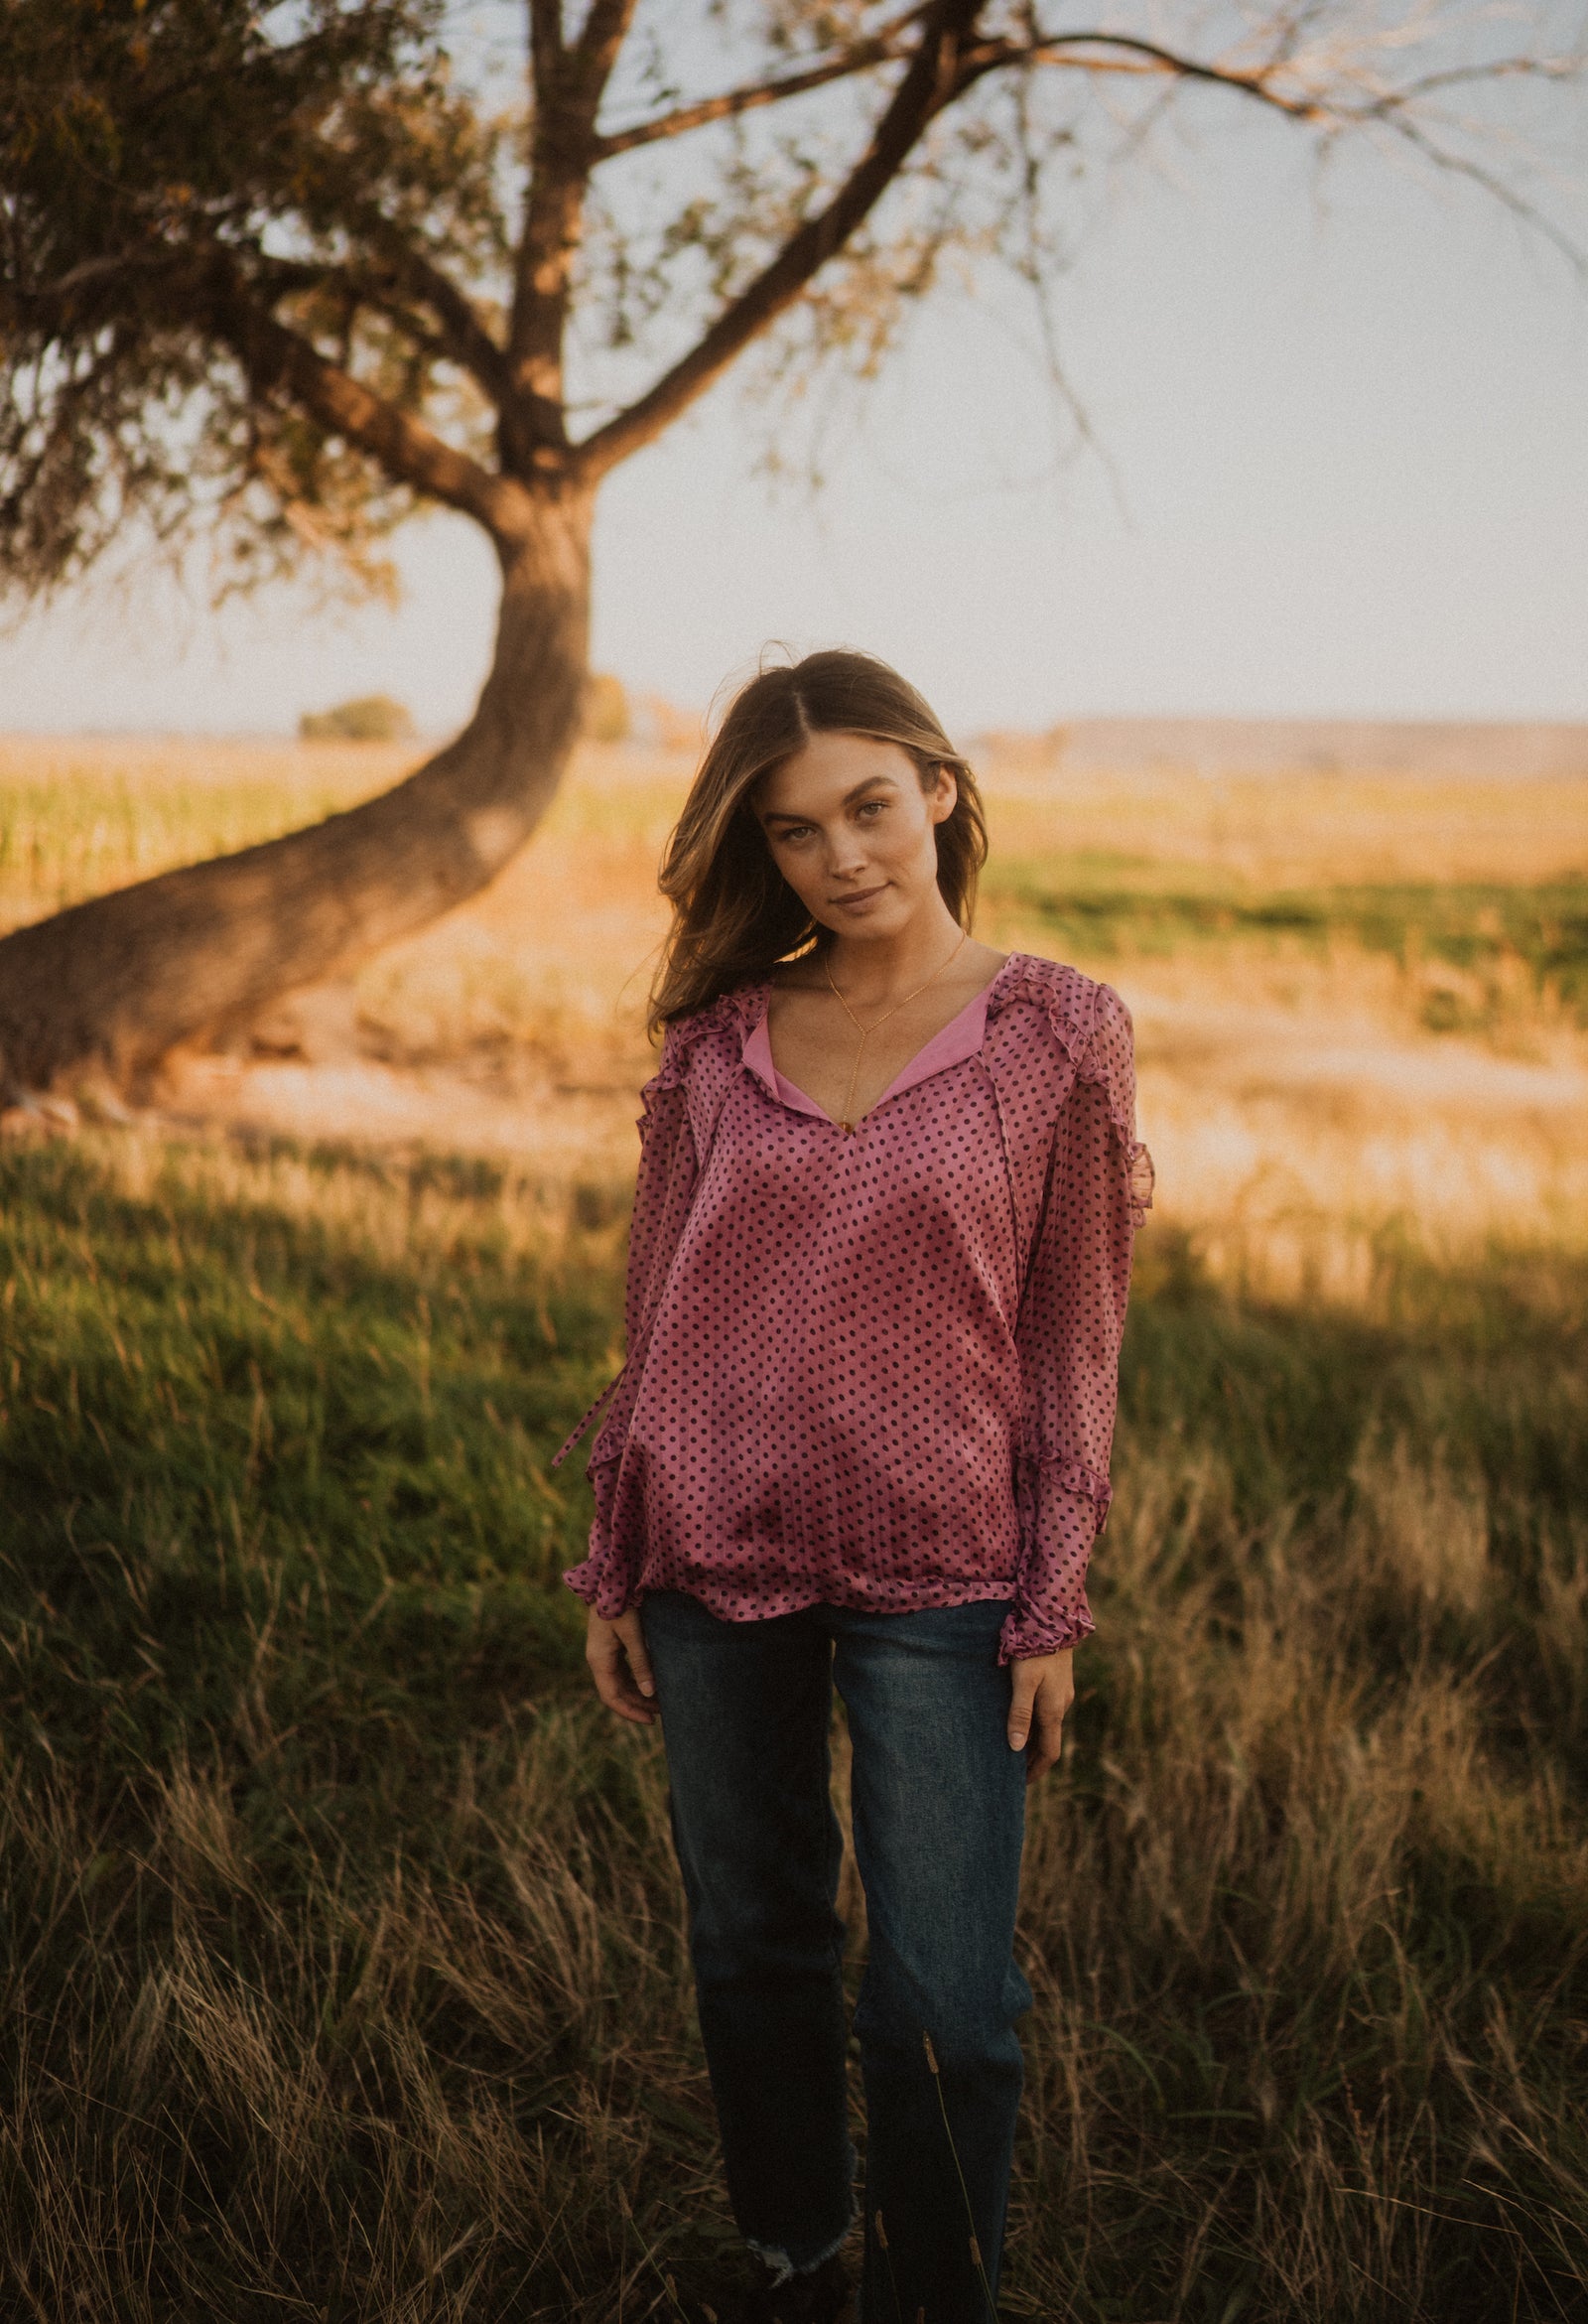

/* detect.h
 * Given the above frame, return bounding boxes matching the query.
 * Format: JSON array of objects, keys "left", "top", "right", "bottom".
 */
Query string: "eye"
[{"left": 857, "top": 800, "right": 887, "bottom": 820}]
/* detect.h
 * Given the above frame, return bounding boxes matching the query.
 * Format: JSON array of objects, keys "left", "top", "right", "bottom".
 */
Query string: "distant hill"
[{"left": 973, "top": 718, "right": 1588, "bottom": 781}]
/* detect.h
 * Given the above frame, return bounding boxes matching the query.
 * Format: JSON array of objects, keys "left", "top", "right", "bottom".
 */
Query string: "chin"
[
  {"left": 824, "top": 885, "right": 930, "bottom": 934},
  {"left": 825, "top": 900, "right": 904, "bottom": 937}
]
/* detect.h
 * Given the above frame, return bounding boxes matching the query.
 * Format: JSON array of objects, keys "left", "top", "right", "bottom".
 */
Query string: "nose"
[{"left": 826, "top": 826, "right": 869, "bottom": 881}]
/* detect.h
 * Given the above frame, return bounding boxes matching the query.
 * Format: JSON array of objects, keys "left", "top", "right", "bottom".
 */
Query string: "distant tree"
[
  {"left": 584, "top": 672, "right": 630, "bottom": 746},
  {"left": 0, "top": 0, "right": 1578, "bottom": 1094},
  {"left": 300, "top": 695, "right": 417, "bottom": 743}
]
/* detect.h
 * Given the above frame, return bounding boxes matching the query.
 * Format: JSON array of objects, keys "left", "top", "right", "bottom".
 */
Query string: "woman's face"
[{"left": 756, "top": 731, "right": 956, "bottom": 942}]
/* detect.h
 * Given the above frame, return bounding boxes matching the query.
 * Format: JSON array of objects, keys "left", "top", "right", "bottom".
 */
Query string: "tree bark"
[{"left": 0, "top": 486, "right": 593, "bottom": 1099}]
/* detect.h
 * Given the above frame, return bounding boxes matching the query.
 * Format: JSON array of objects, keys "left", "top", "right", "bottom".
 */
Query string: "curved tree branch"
[
  {"left": 577, "top": 6, "right": 1585, "bottom": 481},
  {"left": 343, "top": 216, "right": 509, "bottom": 400},
  {"left": 573, "top": 5, "right": 1341, "bottom": 479},
  {"left": 230, "top": 251, "right": 494, "bottom": 387},
  {"left": 576, "top": 0, "right": 989, "bottom": 480},
  {"left": 209, "top": 266, "right": 533, "bottom": 540},
  {"left": 965, "top": 28, "right": 1326, "bottom": 119}
]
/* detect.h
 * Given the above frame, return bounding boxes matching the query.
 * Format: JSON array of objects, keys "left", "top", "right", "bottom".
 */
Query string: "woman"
[{"left": 561, "top": 651, "right": 1150, "bottom": 2323}]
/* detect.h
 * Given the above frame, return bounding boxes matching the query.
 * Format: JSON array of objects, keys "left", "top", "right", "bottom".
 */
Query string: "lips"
[{"left": 831, "top": 884, "right": 888, "bottom": 908}]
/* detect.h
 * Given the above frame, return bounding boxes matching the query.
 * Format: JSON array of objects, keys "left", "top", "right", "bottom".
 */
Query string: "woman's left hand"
[{"left": 1007, "top": 1649, "right": 1074, "bottom": 1783}]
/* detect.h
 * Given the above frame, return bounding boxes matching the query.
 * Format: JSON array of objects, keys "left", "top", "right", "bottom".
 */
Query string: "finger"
[
  {"left": 1024, "top": 1702, "right": 1068, "bottom": 1785},
  {"left": 587, "top": 1632, "right": 657, "bottom": 1725},
  {"left": 1007, "top": 1668, "right": 1038, "bottom": 1752},
  {"left": 596, "top": 1662, "right": 656, "bottom": 1724},
  {"left": 618, "top": 1614, "right": 656, "bottom": 1700}
]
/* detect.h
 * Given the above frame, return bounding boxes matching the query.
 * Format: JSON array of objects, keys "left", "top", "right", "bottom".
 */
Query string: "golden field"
[{"left": 4, "top": 727, "right": 1586, "bottom": 1295}]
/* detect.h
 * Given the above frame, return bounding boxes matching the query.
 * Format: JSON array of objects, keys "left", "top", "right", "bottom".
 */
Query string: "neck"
[{"left": 825, "top": 896, "right": 965, "bottom": 1004}]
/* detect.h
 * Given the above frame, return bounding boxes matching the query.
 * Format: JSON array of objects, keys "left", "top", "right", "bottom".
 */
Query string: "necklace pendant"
[{"left": 840, "top": 1120, "right": 854, "bottom": 1136}]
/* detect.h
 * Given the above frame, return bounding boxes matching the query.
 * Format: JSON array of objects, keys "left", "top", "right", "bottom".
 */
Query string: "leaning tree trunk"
[{"left": 0, "top": 485, "right": 594, "bottom": 1101}]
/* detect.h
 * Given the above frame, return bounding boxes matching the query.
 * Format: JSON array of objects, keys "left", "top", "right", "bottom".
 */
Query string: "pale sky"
[{"left": 2, "top": 97, "right": 1584, "bottom": 739}]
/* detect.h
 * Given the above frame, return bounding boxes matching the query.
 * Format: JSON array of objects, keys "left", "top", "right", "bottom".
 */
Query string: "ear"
[{"left": 929, "top": 763, "right": 959, "bottom": 825}]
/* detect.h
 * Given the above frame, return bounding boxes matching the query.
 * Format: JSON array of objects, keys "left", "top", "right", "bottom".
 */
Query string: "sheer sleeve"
[
  {"left": 562, "top": 1025, "right": 703, "bottom": 1615},
  {"left": 1000, "top": 987, "right": 1149, "bottom": 1663}
]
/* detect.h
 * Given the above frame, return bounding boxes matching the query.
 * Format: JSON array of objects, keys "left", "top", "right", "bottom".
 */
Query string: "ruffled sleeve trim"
[
  {"left": 999, "top": 1604, "right": 1097, "bottom": 1663},
  {"left": 985, "top": 951, "right": 1095, "bottom": 1061},
  {"left": 645, "top": 984, "right": 769, "bottom": 1099},
  {"left": 1016, "top": 1450, "right": 1114, "bottom": 1530}
]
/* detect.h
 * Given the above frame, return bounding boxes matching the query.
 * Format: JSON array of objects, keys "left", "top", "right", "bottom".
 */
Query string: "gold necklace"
[{"left": 823, "top": 929, "right": 969, "bottom": 1134}]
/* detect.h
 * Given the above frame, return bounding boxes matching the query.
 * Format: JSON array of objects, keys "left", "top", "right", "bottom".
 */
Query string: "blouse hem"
[{"left": 564, "top": 1561, "right": 1042, "bottom": 1629}]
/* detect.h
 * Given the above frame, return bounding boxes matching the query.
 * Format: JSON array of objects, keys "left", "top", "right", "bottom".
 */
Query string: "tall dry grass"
[{"left": 3, "top": 1130, "right": 1585, "bottom": 2318}]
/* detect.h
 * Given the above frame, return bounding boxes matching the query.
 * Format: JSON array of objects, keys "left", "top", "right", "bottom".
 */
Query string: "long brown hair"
[{"left": 649, "top": 649, "right": 988, "bottom": 1032}]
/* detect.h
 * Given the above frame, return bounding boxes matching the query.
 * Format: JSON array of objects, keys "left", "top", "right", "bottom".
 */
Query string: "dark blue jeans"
[{"left": 642, "top": 1591, "right": 1032, "bottom": 2322}]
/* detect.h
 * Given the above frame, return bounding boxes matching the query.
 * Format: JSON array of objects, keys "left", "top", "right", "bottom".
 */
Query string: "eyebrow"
[{"left": 761, "top": 774, "right": 895, "bottom": 826}]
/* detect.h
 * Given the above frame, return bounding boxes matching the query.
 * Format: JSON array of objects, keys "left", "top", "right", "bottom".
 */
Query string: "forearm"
[{"left": 1007, "top": 1033, "right": 1140, "bottom": 1659}]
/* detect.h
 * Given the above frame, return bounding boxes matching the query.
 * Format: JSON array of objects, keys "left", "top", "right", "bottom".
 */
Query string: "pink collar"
[{"left": 741, "top": 982, "right": 992, "bottom": 1126}]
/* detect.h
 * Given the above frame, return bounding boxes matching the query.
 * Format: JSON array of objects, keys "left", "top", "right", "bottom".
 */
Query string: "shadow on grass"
[{"left": 1, "top": 1141, "right": 1585, "bottom": 2319}]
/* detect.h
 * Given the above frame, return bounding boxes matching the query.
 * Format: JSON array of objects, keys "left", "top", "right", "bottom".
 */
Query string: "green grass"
[
  {"left": 985, "top": 864, "right": 1588, "bottom": 1025},
  {"left": 2, "top": 1135, "right": 1586, "bottom": 2320}
]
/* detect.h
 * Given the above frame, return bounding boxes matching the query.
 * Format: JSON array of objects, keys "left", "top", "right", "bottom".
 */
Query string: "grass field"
[{"left": 2, "top": 735, "right": 1587, "bottom": 2320}]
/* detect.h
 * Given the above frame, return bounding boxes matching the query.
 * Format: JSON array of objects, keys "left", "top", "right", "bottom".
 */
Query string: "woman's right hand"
[{"left": 586, "top": 1607, "right": 658, "bottom": 1725}]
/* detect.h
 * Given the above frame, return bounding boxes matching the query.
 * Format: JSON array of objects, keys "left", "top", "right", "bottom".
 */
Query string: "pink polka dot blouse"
[{"left": 560, "top": 952, "right": 1152, "bottom": 1663}]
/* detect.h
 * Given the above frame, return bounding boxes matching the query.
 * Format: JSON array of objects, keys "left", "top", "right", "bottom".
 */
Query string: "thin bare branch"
[
  {"left": 977, "top": 27, "right": 1584, "bottom": 131},
  {"left": 594, "top": 8, "right": 927, "bottom": 158},
  {"left": 1374, "top": 106, "right": 1587, "bottom": 276},
  {"left": 964, "top": 28, "right": 1327, "bottom": 120},
  {"left": 1376, "top": 52, "right": 1580, "bottom": 102},
  {"left": 1355, "top": 53, "right": 1587, "bottom": 113},
  {"left": 577, "top": 0, "right": 990, "bottom": 480},
  {"left": 984, "top": 28, "right": 1586, "bottom": 271}
]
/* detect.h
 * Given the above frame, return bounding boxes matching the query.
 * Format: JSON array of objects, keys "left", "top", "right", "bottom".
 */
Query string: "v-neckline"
[{"left": 742, "top": 975, "right": 996, "bottom": 1130}]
